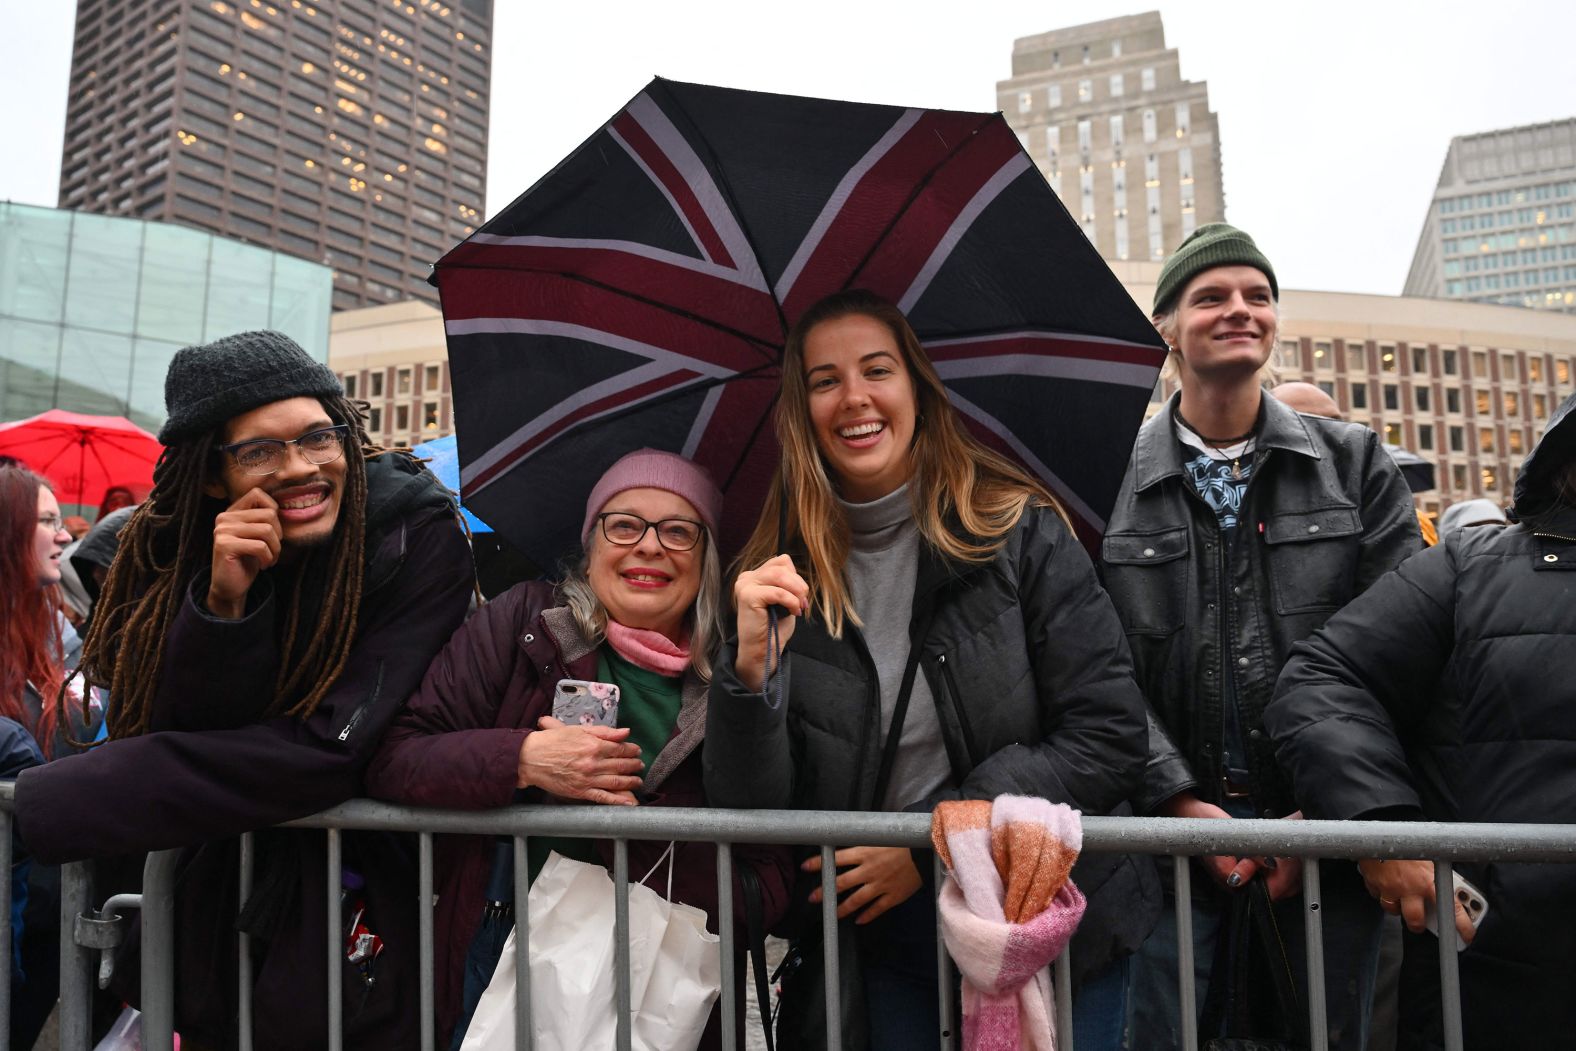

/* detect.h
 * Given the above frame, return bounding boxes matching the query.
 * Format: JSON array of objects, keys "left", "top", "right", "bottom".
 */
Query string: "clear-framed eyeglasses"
[
  {"left": 37, "top": 514, "right": 67, "bottom": 534},
  {"left": 596, "top": 512, "right": 706, "bottom": 552},
  {"left": 216, "top": 425, "right": 351, "bottom": 477}
]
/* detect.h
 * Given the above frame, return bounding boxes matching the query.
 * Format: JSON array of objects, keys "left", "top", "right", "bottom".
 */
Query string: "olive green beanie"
[{"left": 1152, "top": 223, "right": 1278, "bottom": 315}]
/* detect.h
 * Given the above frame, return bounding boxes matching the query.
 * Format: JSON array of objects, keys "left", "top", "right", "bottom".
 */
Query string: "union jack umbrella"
[{"left": 434, "top": 78, "right": 1165, "bottom": 566}]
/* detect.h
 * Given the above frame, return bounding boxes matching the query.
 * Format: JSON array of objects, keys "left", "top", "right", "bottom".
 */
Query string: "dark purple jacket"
[
  {"left": 14, "top": 453, "right": 474, "bottom": 1050},
  {"left": 366, "top": 580, "right": 794, "bottom": 1048}
]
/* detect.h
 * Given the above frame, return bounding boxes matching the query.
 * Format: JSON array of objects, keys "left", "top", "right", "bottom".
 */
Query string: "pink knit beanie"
[{"left": 581, "top": 449, "right": 723, "bottom": 544}]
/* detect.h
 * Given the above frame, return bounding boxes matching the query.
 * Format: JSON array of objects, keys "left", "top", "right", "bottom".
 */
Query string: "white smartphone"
[
  {"left": 552, "top": 678, "right": 620, "bottom": 728},
  {"left": 1425, "top": 871, "right": 1489, "bottom": 951}
]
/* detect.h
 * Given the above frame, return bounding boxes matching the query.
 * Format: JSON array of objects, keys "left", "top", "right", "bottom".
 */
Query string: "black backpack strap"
[
  {"left": 871, "top": 609, "right": 938, "bottom": 806},
  {"left": 738, "top": 863, "right": 775, "bottom": 1051}
]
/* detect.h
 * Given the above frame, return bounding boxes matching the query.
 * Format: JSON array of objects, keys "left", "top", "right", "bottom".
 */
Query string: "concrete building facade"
[
  {"left": 1403, "top": 118, "right": 1576, "bottom": 314},
  {"left": 57, "top": 0, "right": 492, "bottom": 312},
  {"left": 328, "top": 299, "right": 451, "bottom": 448},
  {"left": 999, "top": 11, "right": 1225, "bottom": 263},
  {"left": 1114, "top": 260, "right": 1576, "bottom": 516}
]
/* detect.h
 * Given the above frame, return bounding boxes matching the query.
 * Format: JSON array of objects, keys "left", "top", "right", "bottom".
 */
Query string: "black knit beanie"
[
  {"left": 159, "top": 331, "right": 343, "bottom": 445},
  {"left": 1152, "top": 223, "right": 1278, "bottom": 316}
]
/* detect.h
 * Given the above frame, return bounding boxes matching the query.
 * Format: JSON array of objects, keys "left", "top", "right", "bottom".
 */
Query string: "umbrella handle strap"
[{"left": 762, "top": 605, "right": 784, "bottom": 711}]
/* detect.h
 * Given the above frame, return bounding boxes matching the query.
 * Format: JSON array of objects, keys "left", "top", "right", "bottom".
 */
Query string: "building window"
[
  {"left": 1443, "top": 348, "right": 1458, "bottom": 374},
  {"left": 1418, "top": 424, "right": 1434, "bottom": 450},
  {"left": 1475, "top": 390, "right": 1491, "bottom": 415},
  {"left": 397, "top": 367, "right": 412, "bottom": 395},
  {"left": 1472, "top": 351, "right": 1488, "bottom": 378},
  {"left": 1504, "top": 392, "right": 1519, "bottom": 416},
  {"left": 424, "top": 401, "right": 440, "bottom": 430},
  {"left": 1415, "top": 386, "right": 1431, "bottom": 412},
  {"left": 1411, "top": 346, "right": 1428, "bottom": 374},
  {"left": 1509, "top": 429, "right": 1524, "bottom": 454},
  {"left": 368, "top": 406, "right": 383, "bottom": 432},
  {"left": 1077, "top": 120, "right": 1092, "bottom": 151},
  {"left": 1077, "top": 79, "right": 1092, "bottom": 103},
  {"left": 1384, "top": 423, "right": 1402, "bottom": 445},
  {"left": 1110, "top": 114, "right": 1124, "bottom": 147},
  {"left": 1141, "top": 67, "right": 1155, "bottom": 91},
  {"left": 1535, "top": 393, "right": 1548, "bottom": 419},
  {"left": 1142, "top": 109, "right": 1156, "bottom": 143},
  {"left": 1351, "top": 383, "right": 1368, "bottom": 410},
  {"left": 369, "top": 371, "right": 384, "bottom": 397},
  {"left": 1482, "top": 466, "right": 1498, "bottom": 491},
  {"left": 343, "top": 373, "right": 357, "bottom": 398},
  {"left": 1446, "top": 388, "right": 1462, "bottom": 413},
  {"left": 1451, "top": 464, "right": 1468, "bottom": 491},
  {"left": 1017, "top": 92, "right": 1032, "bottom": 114},
  {"left": 1479, "top": 427, "right": 1496, "bottom": 454},
  {"left": 1174, "top": 101, "right": 1190, "bottom": 137},
  {"left": 1111, "top": 39, "right": 1122, "bottom": 58},
  {"left": 395, "top": 405, "right": 410, "bottom": 432},
  {"left": 424, "top": 364, "right": 441, "bottom": 392},
  {"left": 1047, "top": 84, "right": 1061, "bottom": 108},
  {"left": 1109, "top": 73, "right": 1123, "bottom": 98},
  {"left": 1380, "top": 344, "right": 1398, "bottom": 372},
  {"left": 1346, "top": 341, "right": 1367, "bottom": 372},
  {"left": 1529, "top": 357, "right": 1544, "bottom": 383},
  {"left": 1502, "top": 354, "right": 1517, "bottom": 382},
  {"left": 1449, "top": 425, "right": 1464, "bottom": 452},
  {"left": 1313, "top": 341, "right": 1331, "bottom": 368},
  {"left": 1384, "top": 385, "right": 1399, "bottom": 411}
]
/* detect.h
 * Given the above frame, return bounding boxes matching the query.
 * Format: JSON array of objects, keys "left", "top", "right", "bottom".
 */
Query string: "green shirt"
[{"left": 526, "top": 644, "right": 684, "bottom": 881}]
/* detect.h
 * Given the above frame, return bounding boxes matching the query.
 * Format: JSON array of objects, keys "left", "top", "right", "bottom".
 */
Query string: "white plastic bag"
[
  {"left": 91, "top": 1006, "right": 144, "bottom": 1051},
  {"left": 460, "top": 849, "right": 720, "bottom": 1051}
]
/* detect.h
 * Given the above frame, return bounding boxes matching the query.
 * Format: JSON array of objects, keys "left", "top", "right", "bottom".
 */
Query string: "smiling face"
[
  {"left": 205, "top": 396, "right": 348, "bottom": 554},
  {"left": 1171, "top": 265, "right": 1278, "bottom": 382},
  {"left": 586, "top": 486, "right": 704, "bottom": 642},
  {"left": 802, "top": 313, "right": 918, "bottom": 503},
  {"left": 35, "top": 485, "right": 69, "bottom": 587}
]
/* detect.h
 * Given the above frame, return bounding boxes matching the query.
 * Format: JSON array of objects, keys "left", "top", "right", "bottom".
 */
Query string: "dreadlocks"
[{"left": 77, "top": 395, "right": 380, "bottom": 740}]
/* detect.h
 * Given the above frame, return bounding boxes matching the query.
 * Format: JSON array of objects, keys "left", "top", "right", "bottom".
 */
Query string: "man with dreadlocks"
[{"left": 13, "top": 331, "right": 473, "bottom": 1049}]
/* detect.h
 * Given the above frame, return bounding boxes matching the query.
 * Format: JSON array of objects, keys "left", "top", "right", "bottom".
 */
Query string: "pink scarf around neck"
[{"left": 604, "top": 620, "right": 690, "bottom": 676}]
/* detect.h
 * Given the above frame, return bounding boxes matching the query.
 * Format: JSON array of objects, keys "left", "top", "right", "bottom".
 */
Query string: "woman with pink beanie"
[{"left": 367, "top": 449, "right": 792, "bottom": 1050}]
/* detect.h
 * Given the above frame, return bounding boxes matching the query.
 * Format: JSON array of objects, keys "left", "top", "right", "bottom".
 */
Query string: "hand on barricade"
[
  {"left": 1160, "top": 791, "right": 1247, "bottom": 889},
  {"left": 1357, "top": 858, "right": 1475, "bottom": 944},
  {"left": 518, "top": 715, "right": 644, "bottom": 806},
  {"left": 207, "top": 488, "right": 283, "bottom": 618},
  {"left": 804, "top": 845, "right": 922, "bottom": 925},
  {"left": 732, "top": 554, "right": 810, "bottom": 692}
]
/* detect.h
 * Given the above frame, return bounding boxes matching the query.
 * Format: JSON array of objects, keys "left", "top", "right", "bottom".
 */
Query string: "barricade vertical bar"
[
  {"left": 717, "top": 843, "right": 737, "bottom": 1051},
  {"left": 238, "top": 831, "right": 255, "bottom": 1051},
  {"left": 1303, "top": 858, "right": 1329, "bottom": 1051},
  {"left": 1054, "top": 942, "right": 1074, "bottom": 1050},
  {"left": 327, "top": 828, "right": 343, "bottom": 1051},
  {"left": 821, "top": 844, "right": 841, "bottom": 1051},
  {"left": 1435, "top": 860, "right": 1464, "bottom": 1051},
  {"left": 58, "top": 861, "right": 94, "bottom": 1050},
  {"left": 419, "top": 832, "right": 435, "bottom": 1051},
  {"left": 1173, "top": 856, "right": 1197, "bottom": 1051},
  {"left": 140, "top": 850, "right": 180, "bottom": 1051},
  {"left": 934, "top": 854, "right": 955, "bottom": 1049},
  {"left": 0, "top": 808, "right": 13, "bottom": 1038},
  {"left": 513, "top": 836, "right": 533, "bottom": 1051},
  {"left": 614, "top": 838, "right": 632, "bottom": 1051}
]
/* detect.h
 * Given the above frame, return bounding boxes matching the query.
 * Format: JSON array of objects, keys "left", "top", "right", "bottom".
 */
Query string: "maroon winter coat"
[{"left": 365, "top": 580, "right": 793, "bottom": 1048}]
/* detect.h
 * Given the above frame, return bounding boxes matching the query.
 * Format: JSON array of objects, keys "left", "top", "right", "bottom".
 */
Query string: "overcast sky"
[{"left": 5, "top": 0, "right": 1574, "bottom": 297}]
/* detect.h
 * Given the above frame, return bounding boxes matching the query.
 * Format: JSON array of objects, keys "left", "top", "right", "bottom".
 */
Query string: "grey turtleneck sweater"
[{"left": 839, "top": 484, "right": 954, "bottom": 811}]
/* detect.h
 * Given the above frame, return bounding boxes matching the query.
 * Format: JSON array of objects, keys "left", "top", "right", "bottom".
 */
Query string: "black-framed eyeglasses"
[
  {"left": 38, "top": 514, "right": 66, "bottom": 533},
  {"left": 216, "top": 425, "right": 350, "bottom": 477},
  {"left": 596, "top": 512, "right": 706, "bottom": 552}
]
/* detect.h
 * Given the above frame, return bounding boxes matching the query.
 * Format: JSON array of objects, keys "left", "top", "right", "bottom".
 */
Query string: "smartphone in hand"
[
  {"left": 1426, "top": 872, "right": 1489, "bottom": 951},
  {"left": 552, "top": 678, "right": 620, "bottom": 728}
]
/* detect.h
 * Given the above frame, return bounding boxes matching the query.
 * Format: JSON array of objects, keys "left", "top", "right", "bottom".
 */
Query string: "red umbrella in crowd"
[
  {"left": 0, "top": 409, "right": 162, "bottom": 507},
  {"left": 434, "top": 78, "right": 1166, "bottom": 566}
]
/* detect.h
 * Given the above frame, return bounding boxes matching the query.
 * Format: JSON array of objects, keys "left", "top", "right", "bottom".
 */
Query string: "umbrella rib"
[
  {"left": 651, "top": 79, "right": 791, "bottom": 340},
  {"left": 912, "top": 320, "right": 1167, "bottom": 351},
  {"left": 716, "top": 389, "right": 781, "bottom": 497}
]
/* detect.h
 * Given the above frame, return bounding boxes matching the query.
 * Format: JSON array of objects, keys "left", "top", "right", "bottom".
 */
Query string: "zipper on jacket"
[
  {"left": 935, "top": 654, "right": 981, "bottom": 770},
  {"left": 338, "top": 659, "right": 385, "bottom": 742},
  {"left": 1534, "top": 531, "right": 1576, "bottom": 543}
]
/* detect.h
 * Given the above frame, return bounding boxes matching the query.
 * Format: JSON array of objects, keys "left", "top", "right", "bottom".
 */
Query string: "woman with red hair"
[{"left": 0, "top": 464, "right": 76, "bottom": 752}]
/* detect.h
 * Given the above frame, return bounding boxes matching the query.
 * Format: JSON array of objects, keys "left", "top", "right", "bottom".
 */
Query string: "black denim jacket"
[{"left": 1100, "top": 393, "right": 1421, "bottom": 816}]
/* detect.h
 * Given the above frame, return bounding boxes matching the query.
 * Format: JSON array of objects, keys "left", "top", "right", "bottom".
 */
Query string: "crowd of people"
[{"left": 1, "top": 223, "right": 1570, "bottom": 1051}]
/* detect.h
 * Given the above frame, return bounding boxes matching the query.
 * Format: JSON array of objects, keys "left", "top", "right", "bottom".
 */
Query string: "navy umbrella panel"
[{"left": 435, "top": 78, "right": 1166, "bottom": 567}]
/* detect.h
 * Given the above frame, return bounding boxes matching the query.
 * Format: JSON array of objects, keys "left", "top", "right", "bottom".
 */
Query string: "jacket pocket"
[
  {"left": 1100, "top": 528, "right": 1189, "bottom": 635},
  {"left": 1262, "top": 506, "right": 1361, "bottom": 614}
]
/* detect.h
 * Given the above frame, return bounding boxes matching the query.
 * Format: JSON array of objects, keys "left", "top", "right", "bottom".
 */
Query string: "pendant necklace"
[{"left": 1176, "top": 410, "right": 1256, "bottom": 480}]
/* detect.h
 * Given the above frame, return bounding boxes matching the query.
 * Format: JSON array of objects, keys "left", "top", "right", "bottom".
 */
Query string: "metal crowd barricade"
[{"left": 2, "top": 781, "right": 1576, "bottom": 1051}]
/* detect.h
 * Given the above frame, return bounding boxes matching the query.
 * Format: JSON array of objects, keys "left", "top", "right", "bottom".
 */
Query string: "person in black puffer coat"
[
  {"left": 705, "top": 289, "right": 1156, "bottom": 1051},
  {"left": 1267, "top": 390, "right": 1576, "bottom": 1050}
]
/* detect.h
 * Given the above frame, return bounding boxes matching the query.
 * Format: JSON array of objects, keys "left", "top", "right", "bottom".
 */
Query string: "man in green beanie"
[
  {"left": 15, "top": 331, "right": 475, "bottom": 1049},
  {"left": 1099, "top": 226, "right": 1420, "bottom": 1049}
]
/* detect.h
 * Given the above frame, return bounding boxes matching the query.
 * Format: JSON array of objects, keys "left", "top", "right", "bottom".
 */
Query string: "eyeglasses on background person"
[
  {"left": 216, "top": 425, "right": 350, "bottom": 477},
  {"left": 595, "top": 512, "right": 705, "bottom": 551}
]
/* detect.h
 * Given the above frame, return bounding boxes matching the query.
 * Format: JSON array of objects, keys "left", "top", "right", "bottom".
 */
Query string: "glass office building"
[{"left": 0, "top": 201, "right": 332, "bottom": 432}]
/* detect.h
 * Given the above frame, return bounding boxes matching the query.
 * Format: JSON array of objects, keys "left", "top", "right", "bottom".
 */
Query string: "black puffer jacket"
[
  {"left": 705, "top": 504, "right": 1157, "bottom": 989},
  {"left": 1266, "top": 391, "right": 1576, "bottom": 1048},
  {"left": 1101, "top": 393, "right": 1420, "bottom": 816}
]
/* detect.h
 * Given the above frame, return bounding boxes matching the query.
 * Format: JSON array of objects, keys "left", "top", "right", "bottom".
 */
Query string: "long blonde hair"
[{"left": 736, "top": 290, "right": 1068, "bottom": 638}]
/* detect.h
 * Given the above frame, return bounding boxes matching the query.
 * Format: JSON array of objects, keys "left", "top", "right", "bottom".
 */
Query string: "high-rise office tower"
[
  {"left": 57, "top": 0, "right": 492, "bottom": 311},
  {"left": 1403, "top": 118, "right": 1576, "bottom": 314},
  {"left": 998, "top": 11, "right": 1225, "bottom": 263}
]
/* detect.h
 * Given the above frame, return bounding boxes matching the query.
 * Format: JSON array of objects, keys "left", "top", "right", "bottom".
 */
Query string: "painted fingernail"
[{"left": 1227, "top": 873, "right": 1242, "bottom": 888}]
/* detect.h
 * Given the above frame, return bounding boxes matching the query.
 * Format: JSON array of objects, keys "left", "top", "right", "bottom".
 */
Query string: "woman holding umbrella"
[
  {"left": 366, "top": 449, "right": 792, "bottom": 1049},
  {"left": 705, "top": 289, "right": 1153, "bottom": 1049}
]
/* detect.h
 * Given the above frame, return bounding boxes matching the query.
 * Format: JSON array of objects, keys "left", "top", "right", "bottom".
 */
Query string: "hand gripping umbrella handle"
[{"left": 762, "top": 605, "right": 786, "bottom": 711}]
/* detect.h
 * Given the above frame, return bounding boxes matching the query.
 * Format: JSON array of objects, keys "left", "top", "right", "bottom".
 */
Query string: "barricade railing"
[{"left": 4, "top": 785, "right": 1576, "bottom": 1051}]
